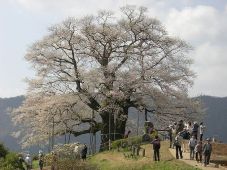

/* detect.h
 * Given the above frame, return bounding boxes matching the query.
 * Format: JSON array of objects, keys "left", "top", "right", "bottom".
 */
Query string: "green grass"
[
  {"left": 89, "top": 141, "right": 201, "bottom": 170},
  {"left": 32, "top": 160, "right": 39, "bottom": 169}
]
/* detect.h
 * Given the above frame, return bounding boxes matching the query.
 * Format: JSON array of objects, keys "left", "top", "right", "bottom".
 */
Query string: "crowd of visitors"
[{"left": 168, "top": 120, "right": 212, "bottom": 167}]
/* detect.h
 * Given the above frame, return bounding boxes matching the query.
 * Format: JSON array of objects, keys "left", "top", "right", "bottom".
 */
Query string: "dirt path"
[{"left": 169, "top": 148, "right": 227, "bottom": 170}]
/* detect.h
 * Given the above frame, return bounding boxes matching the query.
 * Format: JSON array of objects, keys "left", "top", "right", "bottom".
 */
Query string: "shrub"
[
  {"left": 0, "top": 152, "right": 24, "bottom": 170},
  {"left": 111, "top": 136, "right": 143, "bottom": 149},
  {"left": 0, "top": 143, "right": 8, "bottom": 158}
]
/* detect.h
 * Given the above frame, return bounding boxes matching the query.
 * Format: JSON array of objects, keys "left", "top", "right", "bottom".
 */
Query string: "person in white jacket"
[
  {"left": 199, "top": 122, "right": 206, "bottom": 141},
  {"left": 25, "top": 153, "right": 32, "bottom": 170}
]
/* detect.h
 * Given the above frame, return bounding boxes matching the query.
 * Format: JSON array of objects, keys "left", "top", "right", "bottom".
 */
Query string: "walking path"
[{"left": 169, "top": 148, "right": 227, "bottom": 170}]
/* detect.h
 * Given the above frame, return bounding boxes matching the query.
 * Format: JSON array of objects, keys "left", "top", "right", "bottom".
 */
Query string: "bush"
[
  {"left": 0, "top": 152, "right": 24, "bottom": 170},
  {"left": 0, "top": 143, "right": 8, "bottom": 158},
  {"left": 32, "top": 154, "right": 39, "bottom": 161},
  {"left": 111, "top": 136, "right": 143, "bottom": 150}
]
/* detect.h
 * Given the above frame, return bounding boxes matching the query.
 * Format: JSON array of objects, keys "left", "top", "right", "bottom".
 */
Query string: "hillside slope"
[
  {"left": 0, "top": 95, "right": 226, "bottom": 151},
  {"left": 0, "top": 96, "right": 24, "bottom": 150},
  {"left": 199, "top": 96, "right": 227, "bottom": 142},
  {"left": 89, "top": 141, "right": 200, "bottom": 170}
]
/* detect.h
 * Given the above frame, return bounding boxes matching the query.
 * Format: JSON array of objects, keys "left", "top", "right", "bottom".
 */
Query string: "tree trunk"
[
  {"left": 100, "top": 107, "right": 128, "bottom": 150},
  {"left": 100, "top": 111, "right": 114, "bottom": 151},
  {"left": 115, "top": 108, "right": 128, "bottom": 140}
]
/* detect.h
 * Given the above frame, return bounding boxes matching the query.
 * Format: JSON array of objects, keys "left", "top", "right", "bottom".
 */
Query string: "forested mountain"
[
  {"left": 0, "top": 96, "right": 24, "bottom": 150},
  {"left": 0, "top": 95, "right": 226, "bottom": 151},
  {"left": 0, "top": 96, "right": 95, "bottom": 152},
  {"left": 199, "top": 96, "right": 227, "bottom": 142}
]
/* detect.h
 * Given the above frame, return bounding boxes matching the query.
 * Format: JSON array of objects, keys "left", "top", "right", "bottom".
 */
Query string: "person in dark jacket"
[
  {"left": 38, "top": 150, "right": 44, "bottom": 170},
  {"left": 151, "top": 135, "right": 161, "bottom": 161},
  {"left": 192, "top": 121, "right": 199, "bottom": 140},
  {"left": 166, "top": 125, "right": 173, "bottom": 148},
  {"left": 195, "top": 141, "right": 203, "bottom": 163},
  {"left": 203, "top": 138, "right": 212, "bottom": 167},
  {"left": 81, "top": 144, "right": 88, "bottom": 161},
  {"left": 176, "top": 120, "right": 184, "bottom": 135}
]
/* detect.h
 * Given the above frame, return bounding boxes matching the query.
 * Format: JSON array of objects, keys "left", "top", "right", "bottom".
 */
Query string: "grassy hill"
[
  {"left": 88, "top": 141, "right": 201, "bottom": 170},
  {"left": 31, "top": 141, "right": 200, "bottom": 170}
]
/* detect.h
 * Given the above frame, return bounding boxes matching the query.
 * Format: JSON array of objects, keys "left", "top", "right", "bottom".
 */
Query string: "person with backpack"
[
  {"left": 203, "top": 138, "right": 212, "bottom": 167},
  {"left": 151, "top": 135, "right": 161, "bottom": 161},
  {"left": 174, "top": 132, "right": 183, "bottom": 159},
  {"left": 188, "top": 135, "right": 197, "bottom": 160}
]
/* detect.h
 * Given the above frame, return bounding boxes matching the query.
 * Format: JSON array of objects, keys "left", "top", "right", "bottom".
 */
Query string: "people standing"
[
  {"left": 192, "top": 121, "right": 199, "bottom": 140},
  {"left": 203, "top": 138, "right": 212, "bottom": 167},
  {"left": 176, "top": 120, "right": 184, "bottom": 135},
  {"left": 186, "top": 121, "right": 193, "bottom": 137},
  {"left": 51, "top": 152, "right": 58, "bottom": 170},
  {"left": 199, "top": 122, "right": 206, "bottom": 141},
  {"left": 151, "top": 135, "right": 161, "bottom": 161},
  {"left": 124, "top": 130, "right": 131, "bottom": 138},
  {"left": 167, "top": 125, "right": 173, "bottom": 148},
  {"left": 38, "top": 150, "right": 44, "bottom": 170},
  {"left": 18, "top": 154, "right": 25, "bottom": 170},
  {"left": 172, "top": 122, "right": 177, "bottom": 148},
  {"left": 195, "top": 141, "right": 203, "bottom": 163},
  {"left": 24, "top": 153, "right": 32, "bottom": 170},
  {"left": 174, "top": 132, "right": 183, "bottom": 159},
  {"left": 188, "top": 135, "right": 197, "bottom": 160},
  {"left": 81, "top": 144, "right": 88, "bottom": 161}
]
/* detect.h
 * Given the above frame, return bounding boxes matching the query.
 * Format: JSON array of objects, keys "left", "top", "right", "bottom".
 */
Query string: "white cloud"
[
  {"left": 165, "top": 6, "right": 221, "bottom": 43},
  {"left": 165, "top": 6, "right": 227, "bottom": 96}
]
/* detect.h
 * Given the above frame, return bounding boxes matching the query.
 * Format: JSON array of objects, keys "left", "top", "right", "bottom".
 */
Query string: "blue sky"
[{"left": 1, "top": 0, "right": 227, "bottom": 97}]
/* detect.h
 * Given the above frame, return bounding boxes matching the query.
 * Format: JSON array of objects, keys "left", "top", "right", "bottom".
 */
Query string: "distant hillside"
[
  {"left": 0, "top": 95, "right": 226, "bottom": 152},
  {"left": 0, "top": 96, "right": 99, "bottom": 152},
  {"left": 199, "top": 95, "right": 227, "bottom": 142},
  {"left": 0, "top": 96, "right": 24, "bottom": 150}
]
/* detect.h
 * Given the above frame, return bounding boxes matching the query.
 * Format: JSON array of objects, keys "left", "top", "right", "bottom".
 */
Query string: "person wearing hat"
[{"left": 203, "top": 138, "right": 212, "bottom": 167}]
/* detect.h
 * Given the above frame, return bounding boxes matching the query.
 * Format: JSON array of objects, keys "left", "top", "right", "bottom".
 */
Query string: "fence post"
[
  {"left": 132, "top": 145, "right": 136, "bottom": 156},
  {"left": 136, "top": 146, "right": 140, "bottom": 156},
  {"left": 142, "top": 148, "right": 145, "bottom": 157}
]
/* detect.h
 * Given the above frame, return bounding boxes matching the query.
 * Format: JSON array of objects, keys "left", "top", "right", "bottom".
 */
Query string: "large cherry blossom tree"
[{"left": 13, "top": 6, "right": 201, "bottom": 148}]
